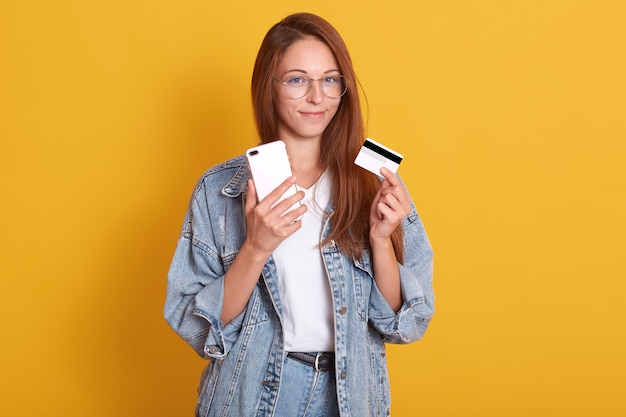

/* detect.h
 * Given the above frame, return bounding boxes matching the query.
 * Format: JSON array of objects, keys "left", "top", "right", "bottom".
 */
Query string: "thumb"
[{"left": 245, "top": 179, "right": 258, "bottom": 213}]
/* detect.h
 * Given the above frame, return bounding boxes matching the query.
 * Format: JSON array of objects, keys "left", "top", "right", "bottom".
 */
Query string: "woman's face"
[{"left": 274, "top": 37, "right": 342, "bottom": 144}]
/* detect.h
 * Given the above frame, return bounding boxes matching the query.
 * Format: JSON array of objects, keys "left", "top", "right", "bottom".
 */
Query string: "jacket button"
[
  {"left": 339, "top": 306, "right": 347, "bottom": 315},
  {"left": 340, "top": 371, "right": 347, "bottom": 380},
  {"left": 208, "top": 346, "right": 219, "bottom": 354}
]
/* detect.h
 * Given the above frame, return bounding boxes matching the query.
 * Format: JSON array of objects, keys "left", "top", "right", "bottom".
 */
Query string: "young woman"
[{"left": 164, "top": 12, "right": 434, "bottom": 417}]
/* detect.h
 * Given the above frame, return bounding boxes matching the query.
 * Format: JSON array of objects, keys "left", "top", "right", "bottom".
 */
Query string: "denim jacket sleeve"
[
  {"left": 164, "top": 173, "right": 245, "bottom": 359},
  {"left": 367, "top": 201, "right": 435, "bottom": 344}
]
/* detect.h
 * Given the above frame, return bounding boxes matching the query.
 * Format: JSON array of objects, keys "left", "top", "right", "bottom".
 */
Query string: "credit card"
[{"left": 354, "top": 137, "right": 403, "bottom": 176}]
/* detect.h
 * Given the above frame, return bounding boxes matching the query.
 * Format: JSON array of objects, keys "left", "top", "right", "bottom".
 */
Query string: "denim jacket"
[{"left": 164, "top": 154, "right": 434, "bottom": 417}]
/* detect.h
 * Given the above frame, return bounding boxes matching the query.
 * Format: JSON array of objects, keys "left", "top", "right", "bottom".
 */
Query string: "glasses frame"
[{"left": 273, "top": 75, "right": 347, "bottom": 100}]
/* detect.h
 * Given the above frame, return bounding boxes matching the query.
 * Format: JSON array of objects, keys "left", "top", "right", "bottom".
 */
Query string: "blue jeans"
[{"left": 274, "top": 354, "right": 340, "bottom": 417}]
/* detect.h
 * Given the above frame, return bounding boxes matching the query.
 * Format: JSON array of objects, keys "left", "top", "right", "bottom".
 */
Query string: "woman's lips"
[{"left": 300, "top": 111, "right": 325, "bottom": 119}]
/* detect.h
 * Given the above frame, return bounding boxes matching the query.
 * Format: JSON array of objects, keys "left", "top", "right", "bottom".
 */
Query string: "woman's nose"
[{"left": 306, "top": 79, "right": 324, "bottom": 103}]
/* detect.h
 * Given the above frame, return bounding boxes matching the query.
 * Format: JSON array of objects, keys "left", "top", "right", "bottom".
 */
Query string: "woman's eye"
[
  {"left": 324, "top": 76, "right": 339, "bottom": 84},
  {"left": 286, "top": 77, "right": 307, "bottom": 85}
]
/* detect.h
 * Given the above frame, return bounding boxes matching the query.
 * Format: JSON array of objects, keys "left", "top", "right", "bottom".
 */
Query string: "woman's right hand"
[{"left": 244, "top": 176, "right": 307, "bottom": 258}]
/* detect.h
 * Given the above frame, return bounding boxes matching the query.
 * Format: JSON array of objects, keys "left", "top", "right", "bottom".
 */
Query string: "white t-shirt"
[{"left": 272, "top": 170, "right": 334, "bottom": 352}]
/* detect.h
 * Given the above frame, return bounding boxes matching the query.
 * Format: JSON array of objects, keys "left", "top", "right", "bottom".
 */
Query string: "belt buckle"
[{"left": 314, "top": 352, "right": 322, "bottom": 372}]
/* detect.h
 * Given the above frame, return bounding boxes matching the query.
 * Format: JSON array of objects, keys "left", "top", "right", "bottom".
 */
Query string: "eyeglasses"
[{"left": 274, "top": 74, "right": 347, "bottom": 99}]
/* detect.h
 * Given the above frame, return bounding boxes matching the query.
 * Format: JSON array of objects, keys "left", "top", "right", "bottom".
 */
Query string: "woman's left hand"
[{"left": 369, "top": 167, "right": 411, "bottom": 241}]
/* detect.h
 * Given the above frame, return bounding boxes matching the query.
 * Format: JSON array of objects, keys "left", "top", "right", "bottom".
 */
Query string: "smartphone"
[{"left": 246, "top": 140, "right": 301, "bottom": 214}]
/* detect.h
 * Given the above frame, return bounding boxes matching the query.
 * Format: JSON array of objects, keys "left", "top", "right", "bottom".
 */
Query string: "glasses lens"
[
  {"left": 322, "top": 75, "right": 346, "bottom": 98},
  {"left": 283, "top": 76, "right": 308, "bottom": 99}
]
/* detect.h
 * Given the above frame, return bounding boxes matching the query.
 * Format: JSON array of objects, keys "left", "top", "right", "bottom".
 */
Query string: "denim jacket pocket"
[{"left": 242, "top": 281, "right": 271, "bottom": 327}]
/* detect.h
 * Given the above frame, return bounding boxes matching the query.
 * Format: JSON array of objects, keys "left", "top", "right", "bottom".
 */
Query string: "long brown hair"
[{"left": 251, "top": 13, "right": 404, "bottom": 262}]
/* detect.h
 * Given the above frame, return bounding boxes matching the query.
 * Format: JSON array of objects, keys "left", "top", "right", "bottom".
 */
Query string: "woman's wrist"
[
  {"left": 240, "top": 238, "right": 273, "bottom": 265},
  {"left": 369, "top": 233, "right": 393, "bottom": 251}
]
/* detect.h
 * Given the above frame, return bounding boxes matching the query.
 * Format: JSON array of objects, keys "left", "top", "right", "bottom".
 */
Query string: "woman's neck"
[{"left": 283, "top": 138, "right": 325, "bottom": 189}]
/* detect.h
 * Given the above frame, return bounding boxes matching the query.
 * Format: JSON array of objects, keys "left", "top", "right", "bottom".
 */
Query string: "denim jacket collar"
[{"left": 220, "top": 155, "right": 250, "bottom": 198}]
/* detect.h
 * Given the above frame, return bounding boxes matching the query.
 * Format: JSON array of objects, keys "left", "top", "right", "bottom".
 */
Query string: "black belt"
[{"left": 287, "top": 352, "right": 335, "bottom": 372}]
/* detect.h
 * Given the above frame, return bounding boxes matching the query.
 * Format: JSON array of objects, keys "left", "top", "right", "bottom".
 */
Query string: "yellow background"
[{"left": 1, "top": 0, "right": 625, "bottom": 416}]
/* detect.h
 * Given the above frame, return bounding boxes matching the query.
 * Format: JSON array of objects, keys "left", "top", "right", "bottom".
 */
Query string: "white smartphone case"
[{"left": 246, "top": 140, "right": 301, "bottom": 214}]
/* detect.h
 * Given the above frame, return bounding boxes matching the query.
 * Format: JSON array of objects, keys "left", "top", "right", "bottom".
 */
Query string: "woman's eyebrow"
[{"left": 281, "top": 68, "right": 341, "bottom": 76}]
